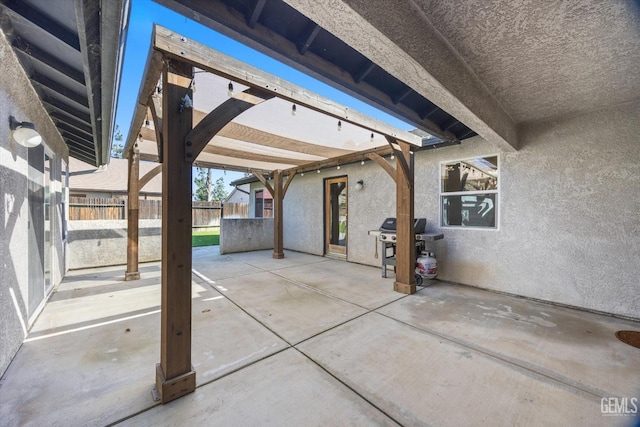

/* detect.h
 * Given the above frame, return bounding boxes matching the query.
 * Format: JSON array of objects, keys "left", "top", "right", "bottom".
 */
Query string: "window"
[
  {"left": 255, "top": 189, "right": 264, "bottom": 217},
  {"left": 263, "top": 198, "right": 273, "bottom": 218},
  {"left": 440, "top": 156, "right": 498, "bottom": 229},
  {"left": 254, "top": 189, "right": 273, "bottom": 218}
]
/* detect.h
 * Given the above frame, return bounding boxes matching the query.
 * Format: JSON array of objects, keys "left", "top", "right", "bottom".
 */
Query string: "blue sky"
[{"left": 115, "top": 0, "right": 412, "bottom": 193}]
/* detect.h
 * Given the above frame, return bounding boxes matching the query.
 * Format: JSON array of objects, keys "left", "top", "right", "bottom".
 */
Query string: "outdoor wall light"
[
  {"left": 227, "top": 81, "right": 234, "bottom": 97},
  {"left": 179, "top": 94, "right": 193, "bottom": 112},
  {"left": 337, "top": 120, "right": 342, "bottom": 131},
  {"left": 355, "top": 180, "right": 364, "bottom": 191},
  {"left": 9, "top": 116, "right": 42, "bottom": 148},
  {"left": 291, "top": 103, "right": 297, "bottom": 116}
]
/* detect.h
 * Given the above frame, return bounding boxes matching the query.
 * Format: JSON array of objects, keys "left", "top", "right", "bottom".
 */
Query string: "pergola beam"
[
  {"left": 123, "top": 49, "right": 163, "bottom": 156},
  {"left": 272, "top": 170, "right": 284, "bottom": 259},
  {"left": 201, "top": 145, "right": 308, "bottom": 166},
  {"left": 195, "top": 160, "right": 270, "bottom": 175},
  {"left": 283, "top": 144, "right": 393, "bottom": 176},
  {"left": 390, "top": 137, "right": 415, "bottom": 294},
  {"left": 366, "top": 153, "right": 396, "bottom": 182},
  {"left": 152, "top": 25, "right": 423, "bottom": 148},
  {"left": 148, "top": 95, "right": 164, "bottom": 162},
  {"left": 125, "top": 143, "right": 141, "bottom": 281},
  {"left": 387, "top": 136, "right": 412, "bottom": 191},
  {"left": 143, "top": 111, "right": 353, "bottom": 159},
  {"left": 252, "top": 171, "right": 275, "bottom": 197},
  {"left": 139, "top": 165, "right": 163, "bottom": 190},
  {"left": 282, "top": 170, "right": 297, "bottom": 198},
  {"left": 197, "top": 115, "right": 353, "bottom": 158},
  {"left": 251, "top": 170, "right": 285, "bottom": 258},
  {"left": 155, "top": 59, "right": 196, "bottom": 404},
  {"left": 184, "top": 87, "right": 275, "bottom": 162}
]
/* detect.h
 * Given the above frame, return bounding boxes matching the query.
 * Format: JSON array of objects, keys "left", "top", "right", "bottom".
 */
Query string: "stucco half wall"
[
  {"left": 279, "top": 100, "right": 640, "bottom": 320},
  {"left": 220, "top": 218, "right": 274, "bottom": 254},
  {"left": 67, "top": 220, "right": 162, "bottom": 270}
]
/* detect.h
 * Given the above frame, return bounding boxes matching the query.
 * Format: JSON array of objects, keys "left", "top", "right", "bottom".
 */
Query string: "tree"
[
  {"left": 212, "top": 176, "right": 228, "bottom": 201},
  {"left": 194, "top": 167, "right": 213, "bottom": 201},
  {"left": 111, "top": 124, "right": 124, "bottom": 158},
  {"left": 193, "top": 170, "right": 228, "bottom": 202}
]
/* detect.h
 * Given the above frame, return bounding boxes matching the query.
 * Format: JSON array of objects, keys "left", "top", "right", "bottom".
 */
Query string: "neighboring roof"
[
  {"left": 230, "top": 176, "right": 260, "bottom": 186},
  {"left": 0, "top": 0, "right": 130, "bottom": 166},
  {"left": 224, "top": 183, "right": 249, "bottom": 203},
  {"left": 68, "top": 157, "right": 162, "bottom": 195}
]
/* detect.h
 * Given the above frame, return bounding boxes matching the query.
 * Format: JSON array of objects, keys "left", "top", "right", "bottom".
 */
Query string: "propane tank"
[{"left": 415, "top": 251, "right": 437, "bottom": 279}]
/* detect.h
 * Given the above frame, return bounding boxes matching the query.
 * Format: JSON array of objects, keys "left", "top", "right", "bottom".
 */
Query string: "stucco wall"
[
  {"left": 0, "top": 30, "right": 69, "bottom": 376},
  {"left": 281, "top": 101, "right": 640, "bottom": 319},
  {"left": 220, "top": 218, "right": 274, "bottom": 254},
  {"left": 282, "top": 175, "right": 325, "bottom": 255},
  {"left": 67, "top": 220, "right": 162, "bottom": 269}
]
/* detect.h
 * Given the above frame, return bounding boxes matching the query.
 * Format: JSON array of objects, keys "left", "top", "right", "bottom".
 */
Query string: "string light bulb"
[
  {"left": 390, "top": 154, "right": 395, "bottom": 160},
  {"left": 337, "top": 165, "right": 341, "bottom": 170},
  {"left": 361, "top": 160, "right": 365, "bottom": 166},
  {"left": 317, "top": 169, "right": 320, "bottom": 174},
  {"left": 227, "top": 81, "right": 234, "bottom": 97}
]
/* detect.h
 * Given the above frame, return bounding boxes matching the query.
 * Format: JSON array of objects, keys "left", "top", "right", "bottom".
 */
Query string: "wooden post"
[
  {"left": 125, "top": 143, "right": 140, "bottom": 281},
  {"left": 273, "top": 170, "right": 284, "bottom": 259},
  {"left": 155, "top": 59, "right": 196, "bottom": 403},
  {"left": 393, "top": 140, "right": 416, "bottom": 294}
]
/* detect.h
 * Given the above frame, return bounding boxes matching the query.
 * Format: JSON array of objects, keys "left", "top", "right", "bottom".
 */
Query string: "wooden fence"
[
  {"left": 69, "top": 197, "right": 249, "bottom": 225},
  {"left": 69, "top": 197, "right": 126, "bottom": 221}
]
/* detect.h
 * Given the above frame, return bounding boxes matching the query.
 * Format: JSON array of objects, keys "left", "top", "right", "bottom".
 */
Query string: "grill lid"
[{"left": 379, "top": 218, "right": 427, "bottom": 233}]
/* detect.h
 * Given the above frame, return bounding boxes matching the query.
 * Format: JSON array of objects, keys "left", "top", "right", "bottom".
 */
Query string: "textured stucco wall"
[
  {"left": 282, "top": 173, "right": 325, "bottom": 255},
  {"left": 0, "top": 108, "right": 30, "bottom": 379},
  {"left": 67, "top": 220, "right": 162, "bottom": 269},
  {"left": 424, "top": 101, "right": 640, "bottom": 319},
  {"left": 0, "top": 30, "right": 69, "bottom": 376},
  {"left": 280, "top": 101, "right": 640, "bottom": 319},
  {"left": 220, "top": 218, "right": 273, "bottom": 254}
]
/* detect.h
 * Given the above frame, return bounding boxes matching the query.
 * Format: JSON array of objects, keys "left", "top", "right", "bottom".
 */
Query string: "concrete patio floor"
[{"left": 1, "top": 247, "right": 639, "bottom": 426}]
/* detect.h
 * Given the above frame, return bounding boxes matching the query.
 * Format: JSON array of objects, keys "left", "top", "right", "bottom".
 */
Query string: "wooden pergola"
[{"left": 124, "top": 25, "right": 427, "bottom": 403}]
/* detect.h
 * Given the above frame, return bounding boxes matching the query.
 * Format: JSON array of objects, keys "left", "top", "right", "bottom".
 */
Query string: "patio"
[{"left": 1, "top": 246, "right": 638, "bottom": 426}]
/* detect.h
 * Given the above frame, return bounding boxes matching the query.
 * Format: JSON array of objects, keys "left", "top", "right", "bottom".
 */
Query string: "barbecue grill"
[
  {"left": 368, "top": 218, "right": 443, "bottom": 279},
  {"left": 378, "top": 217, "right": 426, "bottom": 241}
]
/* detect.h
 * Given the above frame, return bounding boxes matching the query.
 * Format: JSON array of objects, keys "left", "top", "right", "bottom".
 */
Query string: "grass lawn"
[{"left": 192, "top": 227, "right": 220, "bottom": 247}]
